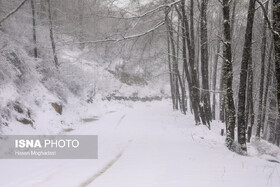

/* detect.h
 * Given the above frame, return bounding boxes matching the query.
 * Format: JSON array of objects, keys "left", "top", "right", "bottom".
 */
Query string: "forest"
[{"left": 0, "top": 0, "right": 280, "bottom": 186}]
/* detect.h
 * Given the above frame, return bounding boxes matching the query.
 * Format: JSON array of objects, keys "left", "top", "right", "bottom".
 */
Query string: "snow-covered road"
[{"left": 1, "top": 101, "right": 280, "bottom": 187}]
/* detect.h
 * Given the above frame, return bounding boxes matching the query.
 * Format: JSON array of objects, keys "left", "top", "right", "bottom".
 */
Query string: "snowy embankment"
[
  {"left": 0, "top": 100, "right": 279, "bottom": 187},
  {"left": 0, "top": 31, "right": 168, "bottom": 133}
]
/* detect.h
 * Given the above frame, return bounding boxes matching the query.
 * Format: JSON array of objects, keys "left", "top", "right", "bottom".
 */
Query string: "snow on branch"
[
  {"left": 96, "top": 0, "right": 181, "bottom": 20},
  {"left": 0, "top": 0, "right": 29, "bottom": 25},
  {"left": 71, "top": 21, "right": 165, "bottom": 44}
]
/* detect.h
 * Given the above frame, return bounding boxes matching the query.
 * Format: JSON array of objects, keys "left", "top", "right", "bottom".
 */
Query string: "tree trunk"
[
  {"left": 78, "top": 0, "right": 85, "bottom": 49},
  {"left": 223, "top": 0, "right": 236, "bottom": 150},
  {"left": 31, "top": 0, "right": 37, "bottom": 59},
  {"left": 212, "top": 39, "right": 220, "bottom": 120},
  {"left": 166, "top": 10, "right": 187, "bottom": 113},
  {"left": 178, "top": 8, "right": 195, "bottom": 116},
  {"left": 190, "top": 0, "right": 195, "bottom": 49},
  {"left": 182, "top": 65, "right": 188, "bottom": 112},
  {"left": 47, "top": 0, "right": 58, "bottom": 67},
  {"left": 167, "top": 23, "right": 176, "bottom": 108},
  {"left": 262, "top": 41, "right": 273, "bottom": 139},
  {"left": 275, "top": 118, "right": 280, "bottom": 146},
  {"left": 200, "top": 0, "right": 212, "bottom": 124},
  {"left": 230, "top": 0, "right": 237, "bottom": 37},
  {"left": 181, "top": 0, "right": 208, "bottom": 126},
  {"left": 176, "top": 20, "right": 187, "bottom": 114},
  {"left": 267, "top": 85, "right": 277, "bottom": 143},
  {"left": 167, "top": 17, "right": 179, "bottom": 110},
  {"left": 237, "top": 0, "right": 256, "bottom": 152},
  {"left": 256, "top": 2, "right": 268, "bottom": 139},
  {"left": 220, "top": 65, "right": 225, "bottom": 122},
  {"left": 246, "top": 54, "right": 254, "bottom": 143},
  {"left": 272, "top": 0, "right": 280, "bottom": 116}
]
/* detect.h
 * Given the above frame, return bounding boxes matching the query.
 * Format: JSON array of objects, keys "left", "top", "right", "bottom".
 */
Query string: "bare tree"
[
  {"left": 31, "top": 0, "right": 37, "bottom": 58},
  {"left": 47, "top": 0, "right": 58, "bottom": 67},
  {"left": 245, "top": 51, "right": 254, "bottom": 142},
  {"left": 222, "top": 0, "right": 236, "bottom": 150},
  {"left": 230, "top": 0, "right": 237, "bottom": 37},
  {"left": 272, "top": 0, "right": 280, "bottom": 116},
  {"left": 78, "top": 0, "right": 85, "bottom": 49},
  {"left": 237, "top": 0, "right": 256, "bottom": 152},
  {"left": 212, "top": 38, "right": 220, "bottom": 120},
  {"left": 256, "top": 1, "right": 269, "bottom": 140},
  {"left": 262, "top": 41, "right": 273, "bottom": 139},
  {"left": 200, "top": 0, "right": 212, "bottom": 124},
  {"left": 0, "top": 0, "right": 28, "bottom": 25},
  {"left": 180, "top": 0, "right": 208, "bottom": 126}
]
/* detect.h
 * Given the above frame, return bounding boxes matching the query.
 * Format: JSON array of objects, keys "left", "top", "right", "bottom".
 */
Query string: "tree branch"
[
  {"left": 0, "top": 0, "right": 29, "bottom": 25},
  {"left": 255, "top": 0, "right": 279, "bottom": 36},
  {"left": 70, "top": 21, "right": 165, "bottom": 44},
  {"left": 96, "top": 0, "right": 181, "bottom": 20}
]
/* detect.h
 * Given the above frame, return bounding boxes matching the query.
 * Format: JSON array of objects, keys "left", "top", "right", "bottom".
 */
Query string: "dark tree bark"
[
  {"left": 181, "top": 0, "right": 208, "bottom": 126},
  {"left": 256, "top": 2, "right": 268, "bottom": 139},
  {"left": 273, "top": 116, "right": 280, "bottom": 147},
  {"left": 237, "top": 0, "right": 256, "bottom": 152},
  {"left": 31, "top": 0, "right": 37, "bottom": 59},
  {"left": 223, "top": 0, "right": 236, "bottom": 150},
  {"left": 177, "top": 10, "right": 194, "bottom": 115},
  {"left": 200, "top": 0, "right": 212, "bottom": 124},
  {"left": 47, "top": 0, "right": 58, "bottom": 67},
  {"left": 272, "top": 0, "right": 280, "bottom": 116},
  {"left": 220, "top": 4, "right": 226, "bottom": 122},
  {"left": 174, "top": 5, "right": 193, "bottom": 113},
  {"left": 245, "top": 75, "right": 250, "bottom": 126},
  {"left": 275, "top": 118, "right": 280, "bottom": 146},
  {"left": 190, "top": 0, "right": 195, "bottom": 47},
  {"left": 181, "top": 64, "right": 188, "bottom": 112}
]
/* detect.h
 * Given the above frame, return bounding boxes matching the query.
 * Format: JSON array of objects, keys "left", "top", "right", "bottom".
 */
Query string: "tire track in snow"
[
  {"left": 115, "top": 114, "right": 126, "bottom": 129},
  {"left": 79, "top": 151, "right": 124, "bottom": 187},
  {"left": 79, "top": 140, "right": 133, "bottom": 187}
]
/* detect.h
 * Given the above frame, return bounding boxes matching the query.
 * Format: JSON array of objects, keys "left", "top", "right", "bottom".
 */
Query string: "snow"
[
  {"left": 0, "top": 100, "right": 279, "bottom": 187},
  {"left": 0, "top": 10, "right": 279, "bottom": 186},
  {"left": 0, "top": 34, "right": 168, "bottom": 134},
  {"left": 110, "top": 0, "right": 153, "bottom": 9}
]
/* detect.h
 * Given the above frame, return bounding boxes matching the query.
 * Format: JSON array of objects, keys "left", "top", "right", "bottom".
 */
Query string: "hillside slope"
[{"left": 0, "top": 30, "right": 168, "bottom": 134}]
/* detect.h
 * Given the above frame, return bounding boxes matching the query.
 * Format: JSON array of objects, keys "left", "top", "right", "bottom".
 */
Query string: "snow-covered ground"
[{"left": 0, "top": 100, "right": 279, "bottom": 187}]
